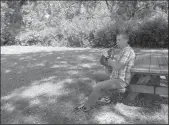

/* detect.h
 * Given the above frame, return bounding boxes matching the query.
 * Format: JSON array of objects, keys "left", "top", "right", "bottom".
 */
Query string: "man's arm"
[
  {"left": 107, "top": 59, "right": 123, "bottom": 70},
  {"left": 107, "top": 49, "right": 131, "bottom": 70}
]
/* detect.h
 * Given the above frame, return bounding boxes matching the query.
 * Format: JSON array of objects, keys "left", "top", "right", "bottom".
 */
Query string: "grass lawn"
[{"left": 1, "top": 46, "right": 168, "bottom": 124}]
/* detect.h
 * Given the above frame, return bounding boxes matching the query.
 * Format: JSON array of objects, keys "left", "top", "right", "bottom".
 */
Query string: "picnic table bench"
[{"left": 125, "top": 49, "right": 168, "bottom": 101}]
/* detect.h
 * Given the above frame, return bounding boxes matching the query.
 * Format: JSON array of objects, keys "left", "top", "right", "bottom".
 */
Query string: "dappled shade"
[{"left": 1, "top": 46, "right": 168, "bottom": 124}]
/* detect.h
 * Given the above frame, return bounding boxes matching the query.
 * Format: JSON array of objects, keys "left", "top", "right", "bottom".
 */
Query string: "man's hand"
[
  {"left": 102, "top": 50, "right": 109, "bottom": 57},
  {"left": 105, "top": 66, "right": 112, "bottom": 74},
  {"left": 100, "top": 48, "right": 117, "bottom": 73},
  {"left": 100, "top": 55, "right": 108, "bottom": 66},
  {"left": 107, "top": 58, "right": 125, "bottom": 71},
  {"left": 107, "top": 48, "right": 115, "bottom": 58},
  {"left": 100, "top": 55, "right": 113, "bottom": 73}
]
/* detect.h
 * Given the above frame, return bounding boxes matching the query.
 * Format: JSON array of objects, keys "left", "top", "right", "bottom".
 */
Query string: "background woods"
[
  {"left": 1, "top": 1, "right": 168, "bottom": 124},
  {"left": 1, "top": 0, "right": 168, "bottom": 48}
]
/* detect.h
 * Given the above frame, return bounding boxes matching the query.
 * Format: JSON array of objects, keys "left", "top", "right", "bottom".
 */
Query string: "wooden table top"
[{"left": 131, "top": 49, "right": 168, "bottom": 75}]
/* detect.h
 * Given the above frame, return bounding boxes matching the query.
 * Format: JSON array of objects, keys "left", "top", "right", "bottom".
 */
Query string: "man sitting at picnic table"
[{"left": 77, "top": 31, "right": 136, "bottom": 112}]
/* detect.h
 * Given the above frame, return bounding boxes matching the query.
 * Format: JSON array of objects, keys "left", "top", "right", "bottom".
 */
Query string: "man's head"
[{"left": 116, "top": 32, "right": 129, "bottom": 49}]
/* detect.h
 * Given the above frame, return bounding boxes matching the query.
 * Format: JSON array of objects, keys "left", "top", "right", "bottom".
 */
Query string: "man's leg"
[
  {"left": 93, "top": 71, "right": 110, "bottom": 82},
  {"left": 92, "top": 71, "right": 111, "bottom": 100},
  {"left": 84, "top": 78, "right": 127, "bottom": 110}
]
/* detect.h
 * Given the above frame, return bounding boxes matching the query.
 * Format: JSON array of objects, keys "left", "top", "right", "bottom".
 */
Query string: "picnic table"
[{"left": 126, "top": 49, "right": 168, "bottom": 101}]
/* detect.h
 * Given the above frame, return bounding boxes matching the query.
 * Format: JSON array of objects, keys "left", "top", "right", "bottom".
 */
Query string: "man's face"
[{"left": 116, "top": 34, "right": 128, "bottom": 48}]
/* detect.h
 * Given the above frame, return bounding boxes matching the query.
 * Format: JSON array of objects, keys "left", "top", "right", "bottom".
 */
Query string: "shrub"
[
  {"left": 128, "top": 11, "right": 168, "bottom": 48},
  {"left": 1, "top": 1, "right": 168, "bottom": 49}
]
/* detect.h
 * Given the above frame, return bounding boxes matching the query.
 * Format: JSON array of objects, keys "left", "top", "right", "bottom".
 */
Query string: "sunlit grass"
[{"left": 1, "top": 46, "right": 168, "bottom": 124}]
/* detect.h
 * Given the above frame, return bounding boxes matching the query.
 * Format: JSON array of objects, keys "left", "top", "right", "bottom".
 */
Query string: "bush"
[
  {"left": 90, "top": 25, "right": 117, "bottom": 48},
  {"left": 15, "top": 27, "right": 67, "bottom": 46},
  {"left": 1, "top": 1, "right": 168, "bottom": 48},
  {"left": 1, "top": 1, "right": 23, "bottom": 46},
  {"left": 128, "top": 12, "right": 168, "bottom": 48}
]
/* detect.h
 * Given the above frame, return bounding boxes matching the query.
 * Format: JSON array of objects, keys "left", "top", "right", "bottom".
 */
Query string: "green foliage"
[
  {"left": 1, "top": 1, "right": 23, "bottom": 45},
  {"left": 1, "top": 0, "right": 168, "bottom": 48},
  {"left": 128, "top": 9, "right": 168, "bottom": 48}
]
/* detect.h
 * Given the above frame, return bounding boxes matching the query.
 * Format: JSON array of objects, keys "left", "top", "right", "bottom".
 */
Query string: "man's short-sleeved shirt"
[{"left": 110, "top": 45, "right": 135, "bottom": 84}]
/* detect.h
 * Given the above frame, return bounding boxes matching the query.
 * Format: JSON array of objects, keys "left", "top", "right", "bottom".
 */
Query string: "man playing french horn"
[{"left": 76, "top": 31, "right": 136, "bottom": 112}]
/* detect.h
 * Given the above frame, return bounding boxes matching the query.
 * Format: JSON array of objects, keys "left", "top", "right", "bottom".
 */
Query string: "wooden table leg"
[
  {"left": 165, "top": 76, "right": 168, "bottom": 81},
  {"left": 125, "top": 74, "right": 151, "bottom": 102},
  {"left": 152, "top": 75, "right": 161, "bottom": 105},
  {"left": 123, "top": 74, "right": 139, "bottom": 103},
  {"left": 125, "top": 92, "right": 139, "bottom": 101}
]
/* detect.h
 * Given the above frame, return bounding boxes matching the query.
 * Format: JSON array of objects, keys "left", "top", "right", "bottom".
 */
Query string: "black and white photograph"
[{"left": 1, "top": 0, "right": 168, "bottom": 124}]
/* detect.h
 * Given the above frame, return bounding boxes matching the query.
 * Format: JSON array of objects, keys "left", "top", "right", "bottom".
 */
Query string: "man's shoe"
[
  {"left": 98, "top": 96, "right": 111, "bottom": 104},
  {"left": 75, "top": 104, "right": 90, "bottom": 112}
]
